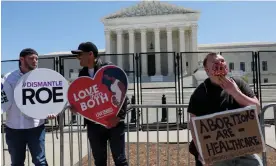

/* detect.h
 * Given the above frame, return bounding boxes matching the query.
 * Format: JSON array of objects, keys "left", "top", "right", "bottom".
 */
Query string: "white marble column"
[
  {"left": 179, "top": 27, "right": 186, "bottom": 74},
  {"left": 128, "top": 29, "right": 135, "bottom": 71},
  {"left": 166, "top": 27, "right": 174, "bottom": 75},
  {"left": 116, "top": 29, "right": 123, "bottom": 68},
  {"left": 141, "top": 28, "right": 147, "bottom": 75},
  {"left": 104, "top": 29, "right": 111, "bottom": 61},
  {"left": 154, "top": 28, "right": 161, "bottom": 75},
  {"left": 191, "top": 24, "right": 198, "bottom": 74}
]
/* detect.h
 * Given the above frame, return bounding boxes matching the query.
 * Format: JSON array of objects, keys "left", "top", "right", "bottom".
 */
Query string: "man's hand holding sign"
[{"left": 67, "top": 65, "right": 128, "bottom": 128}]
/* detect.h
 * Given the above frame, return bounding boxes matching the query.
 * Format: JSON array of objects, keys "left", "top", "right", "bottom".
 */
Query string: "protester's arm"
[{"left": 231, "top": 90, "right": 260, "bottom": 112}]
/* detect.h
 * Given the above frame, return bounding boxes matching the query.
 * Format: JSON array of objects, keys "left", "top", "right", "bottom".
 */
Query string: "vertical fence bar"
[
  {"left": 137, "top": 54, "right": 141, "bottom": 105},
  {"left": 252, "top": 52, "right": 257, "bottom": 96},
  {"left": 136, "top": 106, "right": 140, "bottom": 166},
  {"left": 156, "top": 108, "right": 160, "bottom": 166},
  {"left": 77, "top": 116, "right": 82, "bottom": 166},
  {"left": 1, "top": 115, "right": 5, "bottom": 166},
  {"left": 69, "top": 114, "right": 73, "bottom": 166},
  {"left": 166, "top": 107, "right": 170, "bottom": 166},
  {"left": 274, "top": 106, "right": 276, "bottom": 139},
  {"left": 80, "top": 117, "right": 83, "bottom": 165},
  {"left": 59, "top": 110, "right": 64, "bottom": 166},
  {"left": 127, "top": 113, "right": 130, "bottom": 163},
  {"left": 187, "top": 109, "right": 191, "bottom": 166},
  {"left": 177, "top": 107, "right": 180, "bottom": 166},
  {"left": 146, "top": 108, "right": 149, "bottom": 166},
  {"left": 51, "top": 120, "right": 56, "bottom": 166},
  {"left": 257, "top": 52, "right": 263, "bottom": 108},
  {"left": 176, "top": 53, "right": 182, "bottom": 125},
  {"left": 180, "top": 53, "right": 184, "bottom": 105}
]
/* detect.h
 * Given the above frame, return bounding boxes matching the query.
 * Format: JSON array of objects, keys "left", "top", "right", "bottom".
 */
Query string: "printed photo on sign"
[
  {"left": 1, "top": 78, "right": 13, "bottom": 114},
  {"left": 67, "top": 65, "right": 128, "bottom": 128},
  {"left": 191, "top": 105, "right": 265, "bottom": 165},
  {"left": 14, "top": 68, "right": 69, "bottom": 119}
]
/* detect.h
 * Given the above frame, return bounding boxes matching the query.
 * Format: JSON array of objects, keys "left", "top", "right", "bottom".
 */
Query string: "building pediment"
[{"left": 102, "top": 1, "right": 199, "bottom": 20}]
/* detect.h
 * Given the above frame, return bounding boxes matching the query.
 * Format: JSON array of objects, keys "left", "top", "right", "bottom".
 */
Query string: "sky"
[{"left": 1, "top": 0, "right": 276, "bottom": 63}]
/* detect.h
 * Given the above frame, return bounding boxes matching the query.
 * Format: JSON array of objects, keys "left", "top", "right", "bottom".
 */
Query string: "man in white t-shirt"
[{"left": 3, "top": 48, "right": 55, "bottom": 166}]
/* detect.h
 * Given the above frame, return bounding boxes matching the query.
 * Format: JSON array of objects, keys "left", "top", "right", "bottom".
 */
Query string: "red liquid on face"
[{"left": 211, "top": 62, "right": 228, "bottom": 76}]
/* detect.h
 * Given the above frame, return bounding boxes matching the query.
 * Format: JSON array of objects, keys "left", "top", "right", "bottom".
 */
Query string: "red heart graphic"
[{"left": 67, "top": 65, "right": 128, "bottom": 128}]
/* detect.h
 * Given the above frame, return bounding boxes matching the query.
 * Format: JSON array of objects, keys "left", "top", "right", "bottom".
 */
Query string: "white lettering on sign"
[
  {"left": 80, "top": 93, "right": 109, "bottom": 111},
  {"left": 73, "top": 85, "right": 99, "bottom": 101},
  {"left": 96, "top": 108, "right": 114, "bottom": 119}
]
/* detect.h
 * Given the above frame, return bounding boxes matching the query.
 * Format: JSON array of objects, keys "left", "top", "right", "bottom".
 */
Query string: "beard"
[{"left": 24, "top": 60, "right": 37, "bottom": 71}]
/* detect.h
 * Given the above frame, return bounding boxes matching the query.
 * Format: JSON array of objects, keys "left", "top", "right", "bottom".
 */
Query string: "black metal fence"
[{"left": 1, "top": 51, "right": 276, "bottom": 129}]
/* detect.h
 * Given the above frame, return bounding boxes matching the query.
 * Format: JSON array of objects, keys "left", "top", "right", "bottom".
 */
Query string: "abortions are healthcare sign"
[
  {"left": 67, "top": 65, "right": 128, "bottom": 128},
  {"left": 14, "top": 68, "right": 69, "bottom": 119},
  {"left": 1, "top": 78, "right": 13, "bottom": 114},
  {"left": 191, "top": 105, "right": 265, "bottom": 165}
]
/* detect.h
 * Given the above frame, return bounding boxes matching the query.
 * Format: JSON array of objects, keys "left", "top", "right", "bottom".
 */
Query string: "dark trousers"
[
  {"left": 195, "top": 156, "right": 203, "bottom": 166},
  {"left": 87, "top": 122, "right": 128, "bottom": 166},
  {"left": 5, "top": 125, "right": 48, "bottom": 166}
]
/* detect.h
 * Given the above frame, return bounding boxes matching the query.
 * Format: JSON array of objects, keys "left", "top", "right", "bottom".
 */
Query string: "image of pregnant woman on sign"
[{"left": 102, "top": 67, "right": 128, "bottom": 108}]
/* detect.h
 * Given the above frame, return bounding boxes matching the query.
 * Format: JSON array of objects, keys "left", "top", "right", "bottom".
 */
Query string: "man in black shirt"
[
  {"left": 188, "top": 53, "right": 262, "bottom": 166},
  {"left": 69, "top": 42, "right": 129, "bottom": 166}
]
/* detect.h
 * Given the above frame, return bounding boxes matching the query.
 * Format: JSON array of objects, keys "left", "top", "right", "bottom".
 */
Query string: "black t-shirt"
[{"left": 187, "top": 77, "right": 255, "bottom": 157}]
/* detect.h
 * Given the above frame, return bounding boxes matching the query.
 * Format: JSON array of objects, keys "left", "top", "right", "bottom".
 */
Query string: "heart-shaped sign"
[{"left": 67, "top": 65, "right": 128, "bottom": 128}]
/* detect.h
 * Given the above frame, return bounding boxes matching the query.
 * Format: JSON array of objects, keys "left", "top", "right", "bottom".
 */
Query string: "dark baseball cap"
[
  {"left": 20, "top": 48, "right": 38, "bottom": 57},
  {"left": 71, "top": 42, "right": 98, "bottom": 57}
]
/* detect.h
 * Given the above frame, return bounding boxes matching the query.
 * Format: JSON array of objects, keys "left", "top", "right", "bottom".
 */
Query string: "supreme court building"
[
  {"left": 101, "top": 1, "right": 199, "bottom": 77},
  {"left": 41, "top": 1, "right": 276, "bottom": 85}
]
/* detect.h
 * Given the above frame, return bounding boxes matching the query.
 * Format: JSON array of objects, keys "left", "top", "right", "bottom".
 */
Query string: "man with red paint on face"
[
  {"left": 69, "top": 42, "right": 129, "bottom": 166},
  {"left": 188, "top": 53, "right": 262, "bottom": 166}
]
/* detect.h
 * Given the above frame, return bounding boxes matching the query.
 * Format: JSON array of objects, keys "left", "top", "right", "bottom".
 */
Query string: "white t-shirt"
[{"left": 88, "top": 68, "right": 94, "bottom": 77}]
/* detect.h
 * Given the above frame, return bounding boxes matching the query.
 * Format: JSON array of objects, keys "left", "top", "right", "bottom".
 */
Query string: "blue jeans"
[
  {"left": 87, "top": 122, "right": 128, "bottom": 166},
  {"left": 5, "top": 125, "right": 48, "bottom": 166}
]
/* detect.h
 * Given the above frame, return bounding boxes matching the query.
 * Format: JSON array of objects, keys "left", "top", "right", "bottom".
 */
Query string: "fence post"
[
  {"left": 130, "top": 95, "right": 136, "bottom": 123},
  {"left": 59, "top": 111, "right": 64, "bottom": 166},
  {"left": 161, "top": 94, "right": 168, "bottom": 122}
]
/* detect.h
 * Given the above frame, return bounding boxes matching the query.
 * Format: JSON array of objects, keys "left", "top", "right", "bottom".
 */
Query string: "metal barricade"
[
  {"left": 60, "top": 104, "right": 275, "bottom": 166},
  {"left": 58, "top": 104, "right": 190, "bottom": 166},
  {"left": 2, "top": 103, "right": 276, "bottom": 166},
  {"left": 259, "top": 103, "right": 276, "bottom": 166}
]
